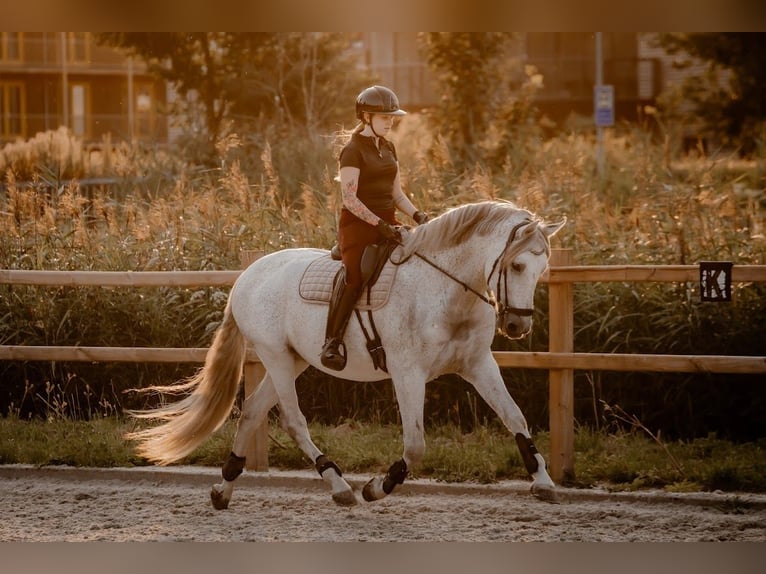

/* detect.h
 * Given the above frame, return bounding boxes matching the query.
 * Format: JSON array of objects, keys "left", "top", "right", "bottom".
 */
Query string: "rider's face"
[{"left": 369, "top": 113, "right": 395, "bottom": 135}]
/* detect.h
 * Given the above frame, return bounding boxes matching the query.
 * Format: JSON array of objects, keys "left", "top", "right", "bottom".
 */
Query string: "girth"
[{"left": 354, "top": 242, "right": 397, "bottom": 372}]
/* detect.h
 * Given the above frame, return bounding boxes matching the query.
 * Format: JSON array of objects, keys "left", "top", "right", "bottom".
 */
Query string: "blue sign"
[{"left": 594, "top": 85, "right": 614, "bottom": 127}]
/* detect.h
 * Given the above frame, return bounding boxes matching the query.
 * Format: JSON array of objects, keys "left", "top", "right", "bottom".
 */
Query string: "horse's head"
[
  {"left": 492, "top": 218, "right": 566, "bottom": 339},
  {"left": 398, "top": 201, "right": 565, "bottom": 340}
]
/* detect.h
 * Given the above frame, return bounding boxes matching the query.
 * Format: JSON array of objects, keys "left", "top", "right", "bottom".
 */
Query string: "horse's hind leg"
[
  {"left": 265, "top": 355, "right": 357, "bottom": 507},
  {"left": 461, "top": 354, "right": 558, "bottom": 503},
  {"left": 210, "top": 372, "right": 279, "bottom": 510}
]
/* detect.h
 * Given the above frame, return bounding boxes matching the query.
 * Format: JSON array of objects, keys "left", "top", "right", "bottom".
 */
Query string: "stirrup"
[{"left": 321, "top": 338, "right": 347, "bottom": 371}]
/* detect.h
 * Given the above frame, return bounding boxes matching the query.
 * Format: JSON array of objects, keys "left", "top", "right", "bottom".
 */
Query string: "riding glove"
[
  {"left": 376, "top": 220, "right": 402, "bottom": 243},
  {"left": 413, "top": 211, "right": 429, "bottom": 225}
]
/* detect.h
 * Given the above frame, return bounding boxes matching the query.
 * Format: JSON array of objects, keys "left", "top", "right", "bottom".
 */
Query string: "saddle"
[
  {"left": 299, "top": 242, "right": 398, "bottom": 371},
  {"left": 299, "top": 243, "right": 398, "bottom": 311}
]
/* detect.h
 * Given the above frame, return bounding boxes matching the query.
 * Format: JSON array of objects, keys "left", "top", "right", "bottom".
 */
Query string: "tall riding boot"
[{"left": 321, "top": 273, "right": 362, "bottom": 371}]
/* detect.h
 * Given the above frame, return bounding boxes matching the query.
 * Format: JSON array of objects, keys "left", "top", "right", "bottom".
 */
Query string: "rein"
[
  {"left": 410, "top": 251, "right": 495, "bottom": 307},
  {"left": 392, "top": 218, "right": 538, "bottom": 313}
]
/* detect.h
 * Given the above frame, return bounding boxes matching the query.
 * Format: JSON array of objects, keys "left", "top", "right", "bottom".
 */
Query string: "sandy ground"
[{"left": 1, "top": 465, "right": 765, "bottom": 542}]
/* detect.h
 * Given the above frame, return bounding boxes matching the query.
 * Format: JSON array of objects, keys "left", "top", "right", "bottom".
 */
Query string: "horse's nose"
[
  {"left": 506, "top": 322, "right": 522, "bottom": 338},
  {"left": 503, "top": 316, "right": 532, "bottom": 339}
]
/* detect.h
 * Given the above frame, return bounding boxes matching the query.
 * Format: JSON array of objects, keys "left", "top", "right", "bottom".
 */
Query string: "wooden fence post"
[
  {"left": 240, "top": 250, "right": 269, "bottom": 471},
  {"left": 548, "top": 248, "right": 575, "bottom": 484}
]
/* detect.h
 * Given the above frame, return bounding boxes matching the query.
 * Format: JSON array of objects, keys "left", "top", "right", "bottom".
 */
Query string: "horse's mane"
[{"left": 400, "top": 200, "right": 535, "bottom": 256}]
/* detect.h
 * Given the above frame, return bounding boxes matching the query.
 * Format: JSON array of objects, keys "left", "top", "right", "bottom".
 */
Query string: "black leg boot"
[{"left": 321, "top": 271, "right": 362, "bottom": 371}]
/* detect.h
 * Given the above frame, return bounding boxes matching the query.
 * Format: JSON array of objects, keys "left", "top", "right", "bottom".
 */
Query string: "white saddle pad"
[{"left": 299, "top": 254, "right": 397, "bottom": 311}]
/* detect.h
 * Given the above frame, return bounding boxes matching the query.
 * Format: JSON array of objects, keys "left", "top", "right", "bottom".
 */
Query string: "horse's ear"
[{"left": 542, "top": 217, "right": 566, "bottom": 238}]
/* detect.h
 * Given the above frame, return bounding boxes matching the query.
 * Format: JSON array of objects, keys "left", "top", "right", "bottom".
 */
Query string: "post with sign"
[
  {"left": 595, "top": 85, "right": 615, "bottom": 127},
  {"left": 594, "top": 32, "right": 614, "bottom": 176}
]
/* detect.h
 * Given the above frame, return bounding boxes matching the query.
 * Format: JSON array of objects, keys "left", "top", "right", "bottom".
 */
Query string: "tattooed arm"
[{"left": 339, "top": 166, "right": 380, "bottom": 226}]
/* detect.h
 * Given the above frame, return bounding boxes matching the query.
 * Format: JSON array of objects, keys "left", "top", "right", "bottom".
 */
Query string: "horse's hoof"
[
  {"left": 210, "top": 485, "right": 230, "bottom": 510},
  {"left": 332, "top": 490, "right": 358, "bottom": 507},
  {"left": 531, "top": 484, "right": 560, "bottom": 504},
  {"left": 362, "top": 477, "right": 383, "bottom": 502}
]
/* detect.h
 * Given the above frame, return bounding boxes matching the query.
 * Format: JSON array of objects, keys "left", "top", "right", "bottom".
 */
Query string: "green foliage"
[
  {"left": 98, "top": 33, "right": 258, "bottom": 159},
  {"left": 419, "top": 32, "right": 544, "bottom": 168},
  {"left": 2, "top": 417, "right": 764, "bottom": 493},
  {"left": 572, "top": 426, "right": 766, "bottom": 493},
  {"left": 0, "top": 416, "right": 141, "bottom": 467},
  {"left": 657, "top": 33, "right": 766, "bottom": 156},
  {"left": 96, "top": 33, "right": 375, "bottom": 164}
]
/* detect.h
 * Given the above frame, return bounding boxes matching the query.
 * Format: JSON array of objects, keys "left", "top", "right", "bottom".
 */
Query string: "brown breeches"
[{"left": 338, "top": 207, "right": 398, "bottom": 288}]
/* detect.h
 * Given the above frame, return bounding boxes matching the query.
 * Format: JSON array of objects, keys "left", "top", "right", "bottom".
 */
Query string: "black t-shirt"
[{"left": 339, "top": 132, "right": 399, "bottom": 212}]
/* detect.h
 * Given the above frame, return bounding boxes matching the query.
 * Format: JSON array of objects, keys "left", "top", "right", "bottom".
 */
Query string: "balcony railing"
[{"left": 0, "top": 34, "right": 145, "bottom": 74}]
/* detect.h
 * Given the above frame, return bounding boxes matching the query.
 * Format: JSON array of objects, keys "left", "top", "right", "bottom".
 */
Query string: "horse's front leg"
[
  {"left": 362, "top": 374, "right": 426, "bottom": 502},
  {"left": 460, "top": 354, "right": 558, "bottom": 503}
]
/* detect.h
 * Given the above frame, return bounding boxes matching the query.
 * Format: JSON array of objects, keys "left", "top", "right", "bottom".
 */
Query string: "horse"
[{"left": 128, "top": 200, "right": 566, "bottom": 509}]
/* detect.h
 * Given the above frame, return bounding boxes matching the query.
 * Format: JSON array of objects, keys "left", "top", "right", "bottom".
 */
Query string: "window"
[
  {"left": 67, "top": 32, "right": 91, "bottom": 63},
  {"left": 134, "top": 81, "right": 156, "bottom": 138},
  {"left": 0, "top": 82, "right": 25, "bottom": 137},
  {"left": 1, "top": 32, "right": 23, "bottom": 62},
  {"left": 70, "top": 83, "right": 90, "bottom": 137},
  {"left": 526, "top": 33, "right": 594, "bottom": 99}
]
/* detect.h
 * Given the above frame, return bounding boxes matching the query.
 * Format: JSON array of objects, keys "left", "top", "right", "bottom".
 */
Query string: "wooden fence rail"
[
  {"left": 3, "top": 265, "right": 766, "bottom": 287},
  {"left": 1, "top": 251, "right": 765, "bottom": 482},
  {"left": 0, "top": 346, "right": 762, "bottom": 373},
  {"left": 0, "top": 269, "right": 241, "bottom": 287}
]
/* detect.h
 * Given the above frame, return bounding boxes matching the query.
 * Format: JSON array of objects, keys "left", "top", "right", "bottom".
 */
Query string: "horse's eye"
[{"left": 511, "top": 262, "right": 524, "bottom": 273}]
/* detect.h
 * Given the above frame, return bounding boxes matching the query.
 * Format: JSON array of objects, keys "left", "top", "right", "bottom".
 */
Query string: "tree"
[
  {"left": 419, "top": 33, "right": 516, "bottom": 165},
  {"left": 234, "top": 33, "right": 373, "bottom": 134},
  {"left": 97, "top": 33, "right": 372, "bottom": 162},
  {"left": 658, "top": 33, "right": 766, "bottom": 155},
  {"left": 98, "top": 33, "right": 262, "bottom": 155}
]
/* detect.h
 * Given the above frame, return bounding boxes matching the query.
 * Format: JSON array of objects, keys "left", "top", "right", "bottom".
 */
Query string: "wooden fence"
[{"left": 1, "top": 249, "right": 765, "bottom": 482}]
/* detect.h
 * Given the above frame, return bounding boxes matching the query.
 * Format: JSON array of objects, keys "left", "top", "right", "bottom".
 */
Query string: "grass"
[{"left": 1, "top": 415, "right": 763, "bottom": 494}]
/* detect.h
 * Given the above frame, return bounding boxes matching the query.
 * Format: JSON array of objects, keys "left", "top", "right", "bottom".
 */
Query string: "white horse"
[{"left": 128, "top": 200, "right": 566, "bottom": 509}]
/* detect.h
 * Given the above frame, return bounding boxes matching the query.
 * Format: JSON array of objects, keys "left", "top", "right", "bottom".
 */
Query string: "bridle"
[
  {"left": 393, "top": 218, "right": 544, "bottom": 319},
  {"left": 488, "top": 219, "right": 542, "bottom": 323}
]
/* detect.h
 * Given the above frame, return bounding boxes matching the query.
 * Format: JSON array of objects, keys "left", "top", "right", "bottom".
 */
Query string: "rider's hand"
[
  {"left": 413, "top": 211, "right": 429, "bottom": 225},
  {"left": 376, "top": 220, "right": 402, "bottom": 243}
]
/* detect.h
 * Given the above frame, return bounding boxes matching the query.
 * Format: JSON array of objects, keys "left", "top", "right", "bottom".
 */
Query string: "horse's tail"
[{"left": 126, "top": 303, "right": 246, "bottom": 465}]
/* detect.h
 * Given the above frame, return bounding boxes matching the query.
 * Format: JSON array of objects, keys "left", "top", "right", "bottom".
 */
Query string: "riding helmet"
[{"left": 355, "top": 85, "right": 407, "bottom": 120}]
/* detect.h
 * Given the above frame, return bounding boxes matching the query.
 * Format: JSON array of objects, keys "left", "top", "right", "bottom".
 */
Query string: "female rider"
[{"left": 321, "top": 85, "right": 428, "bottom": 371}]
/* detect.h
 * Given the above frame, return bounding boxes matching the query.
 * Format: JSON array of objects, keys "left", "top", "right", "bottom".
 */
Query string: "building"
[
  {"left": 0, "top": 32, "right": 167, "bottom": 146},
  {"left": 1, "top": 32, "right": 699, "bottom": 148}
]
